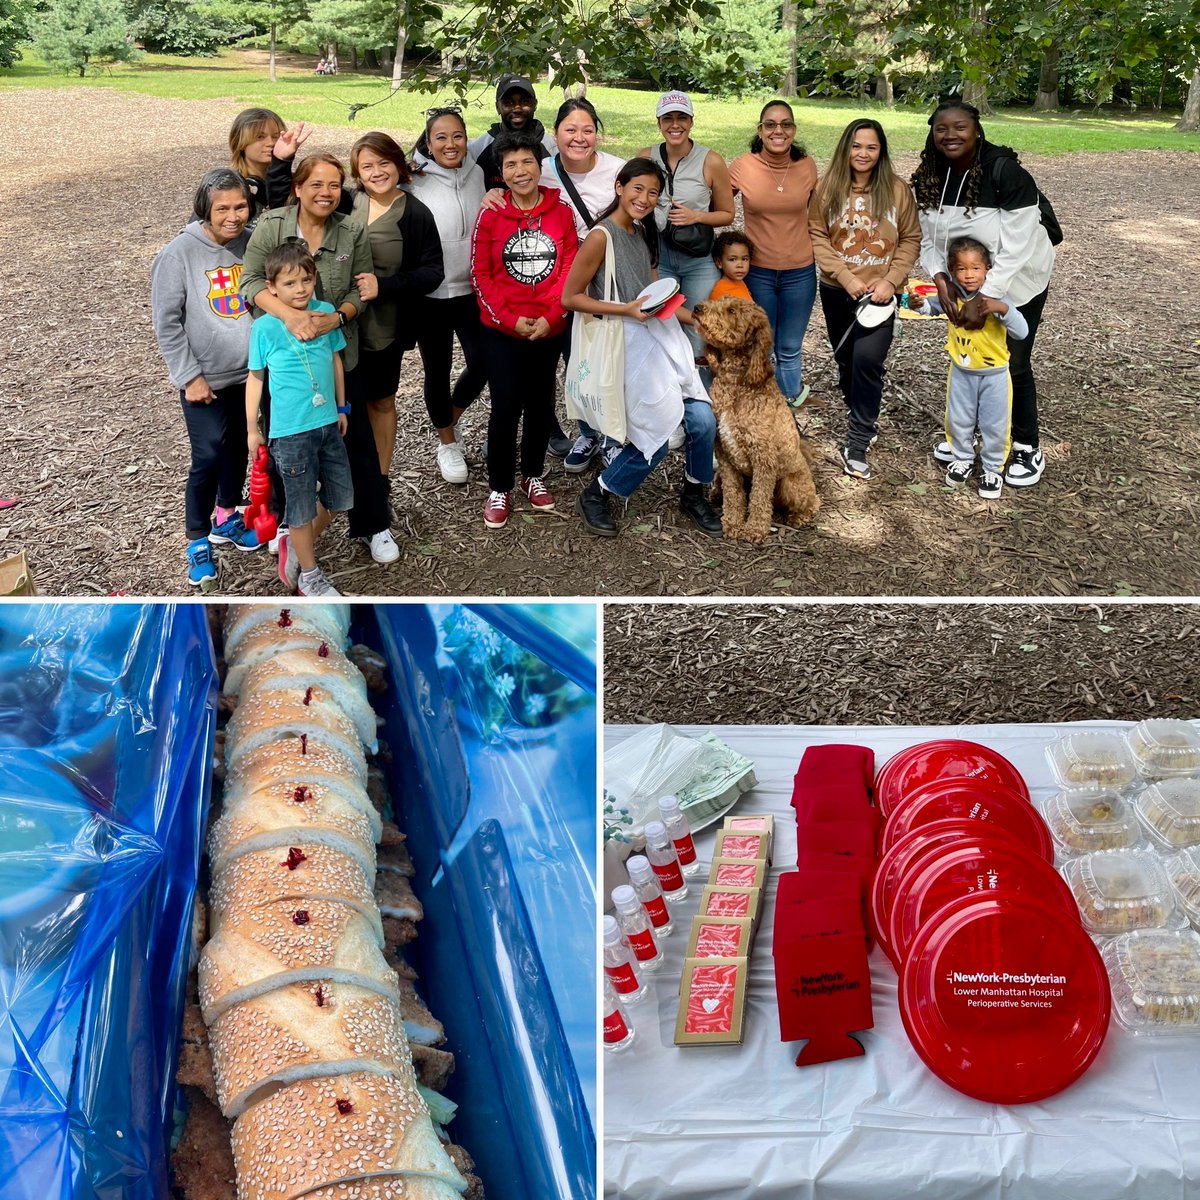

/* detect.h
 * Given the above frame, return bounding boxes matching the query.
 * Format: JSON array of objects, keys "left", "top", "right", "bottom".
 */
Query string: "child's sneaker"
[
  {"left": 945, "top": 460, "right": 974, "bottom": 485},
  {"left": 519, "top": 476, "right": 556, "bottom": 511},
  {"left": 268, "top": 525, "right": 288, "bottom": 554},
  {"left": 564, "top": 433, "right": 601, "bottom": 474},
  {"left": 1005, "top": 443, "right": 1045, "bottom": 487},
  {"left": 365, "top": 530, "right": 401, "bottom": 563},
  {"left": 978, "top": 470, "right": 1004, "bottom": 500},
  {"left": 297, "top": 566, "right": 341, "bottom": 597},
  {"left": 277, "top": 531, "right": 299, "bottom": 594},
  {"left": 186, "top": 538, "right": 218, "bottom": 591},
  {"left": 839, "top": 445, "right": 870, "bottom": 480},
  {"left": 932, "top": 439, "right": 956, "bottom": 465},
  {"left": 483, "top": 491, "right": 511, "bottom": 529},
  {"left": 210, "top": 510, "right": 261, "bottom": 550}
]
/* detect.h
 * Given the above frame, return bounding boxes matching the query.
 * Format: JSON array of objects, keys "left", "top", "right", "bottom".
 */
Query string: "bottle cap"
[
  {"left": 603, "top": 914, "right": 621, "bottom": 943},
  {"left": 612, "top": 885, "right": 638, "bottom": 911},
  {"left": 644, "top": 820, "right": 668, "bottom": 844},
  {"left": 659, "top": 794, "right": 681, "bottom": 815},
  {"left": 626, "top": 854, "right": 653, "bottom": 882}
]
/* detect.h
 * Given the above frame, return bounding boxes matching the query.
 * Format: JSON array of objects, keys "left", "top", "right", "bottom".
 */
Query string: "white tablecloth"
[{"left": 603, "top": 723, "right": 1200, "bottom": 1200}]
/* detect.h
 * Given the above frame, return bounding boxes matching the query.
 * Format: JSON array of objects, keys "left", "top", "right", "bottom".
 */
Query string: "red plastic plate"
[
  {"left": 875, "top": 740, "right": 1030, "bottom": 818},
  {"left": 881, "top": 777, "right": 1053, "bottom": 861},
  {"left": 890, "top": 838, "right": 1081, "bottom": 967},
  {"left": 899, "top": 892, "right": 1111, "bottom": 1104},
  {"left": 869, "top": 819, "right": 1023, "bottom": 963}
]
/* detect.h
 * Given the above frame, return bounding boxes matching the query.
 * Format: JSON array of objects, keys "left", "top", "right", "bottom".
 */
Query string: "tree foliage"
[
  {"left": 0, "top": 0, "right": 36, "bottom": 66},
  {"left": 127, "top": 0, "right": 246, "bottom": 54},
  {"left": 34, "top": 0, "right": 141, "bottom": 75}
]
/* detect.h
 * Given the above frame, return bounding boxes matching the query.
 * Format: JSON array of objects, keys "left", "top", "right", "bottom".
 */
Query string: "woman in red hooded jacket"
[{"left": 470, "top": 128, "right": 578, "bottom": 529}]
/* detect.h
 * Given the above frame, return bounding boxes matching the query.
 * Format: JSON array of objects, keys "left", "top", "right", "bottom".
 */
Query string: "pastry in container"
[
  {"left": 1134, "top": 778, "right": 1200, "bottom": 849},
  {"left": 1041, "top": 788, "right": 1142, "bottom": 856},
  {"left": 1126, "top": 719, "right": 1200, "bottom": 778},
  {"left": 1165, "top": 847, "right": 1200, "bottom": 926},
  {"left": 1046, "top": 731, "right": 1138, "bottom": 792},
  {"left": 1101, "top": 928, "right": 1200, "bottom": 1033},
  {"left": 1060, "top": 849, "right": 1184, "bottom": 936}
]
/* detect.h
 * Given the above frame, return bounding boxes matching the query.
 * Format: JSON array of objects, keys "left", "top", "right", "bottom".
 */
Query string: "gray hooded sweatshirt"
[
  {"left": 408, "top": 157, "right": 486, "bottom": 300},
  {"left": 151, "top": 222, "right": 252, "bottom": 390}
]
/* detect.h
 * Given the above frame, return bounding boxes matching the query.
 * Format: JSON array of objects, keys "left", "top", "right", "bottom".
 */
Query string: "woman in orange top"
[{"left": 728, "top": 100, "right": 819, "bottom": 404}]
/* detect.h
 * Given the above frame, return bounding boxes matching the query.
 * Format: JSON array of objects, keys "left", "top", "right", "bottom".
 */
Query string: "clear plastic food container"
[
  {"left": 1166, "top": 848, "right": 1200, "bottom": 927},
  {"left": 1046, "top": 731, "right": 1138, "bottom": 792},
  {"left": 1102, "top": 928, "right": 1200, "bottom": 1034},
  {"left": 1127, "top": 719, "right": 1200, "bottom": 778},
  {"left": 1134, "top": 779, "right": 1200, "bottom": 850},
  {"left": 1041, "top": 788, "right": 1142, "bottom": 856},
  {"left": 1060, "top": 849, "right": 1183, "bottom": 936}
]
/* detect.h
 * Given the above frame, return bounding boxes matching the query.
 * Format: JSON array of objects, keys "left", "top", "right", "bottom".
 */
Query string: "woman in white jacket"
[{"left": 410, "top": 108, "right": 488, "bottom": 483}]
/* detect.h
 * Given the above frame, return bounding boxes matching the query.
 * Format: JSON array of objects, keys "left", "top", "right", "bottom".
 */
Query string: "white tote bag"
[{"left": 564, "top": 225, "right": 627, "bottom": 444}]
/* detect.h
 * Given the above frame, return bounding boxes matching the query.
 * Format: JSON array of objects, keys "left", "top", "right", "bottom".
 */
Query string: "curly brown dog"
[{"left": 692, "top": 296, "right": 820, "bottom": 543}]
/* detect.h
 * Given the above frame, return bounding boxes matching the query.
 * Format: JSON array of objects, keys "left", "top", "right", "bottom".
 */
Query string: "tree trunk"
[
  {"left": 874, "top": 72, "right": 893, "bottom": 106},
  {"left": 325, "top": 42, "right": 337, "bottom": 71},
  {"left": 963, "top": 78, "right": 989, "bottom": 114},
  {"left": 349, "top": 44, "right": 358, "bottom": 71},
  {"left": 782, "top": 0, "right": 797, "bottom": 96},
  {"left": 962, "top": 0, "right": 990, "bottom": 113},
  {"left": 375, "top": 48, "right": 387, "bottom": 69},
  {"left": 1179, "top": 67, "right": 1200, "bottom": 130},
  {"left": 391, "top": 3, "right": 406, "bottom": 89},
  {"left": 269, "top": 20, "right": 276, "bottom": 83},
  {"left": 1034, "top": 45, "right": 1059, "bottom": 110}
]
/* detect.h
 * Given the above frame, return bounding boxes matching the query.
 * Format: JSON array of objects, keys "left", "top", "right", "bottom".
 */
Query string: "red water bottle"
[{"left": 244, "top": 445, "right": 278, "bottom": 544}]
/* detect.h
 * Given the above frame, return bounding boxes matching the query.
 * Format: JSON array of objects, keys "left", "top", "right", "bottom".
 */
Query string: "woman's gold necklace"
[{"left": 766, "top": 155, "right": 792, "bottom": 193}]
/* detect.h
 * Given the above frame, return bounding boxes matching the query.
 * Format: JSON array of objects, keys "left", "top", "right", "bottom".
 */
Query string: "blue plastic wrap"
[
  {"left": 365, "top": 603, "right": 597, "bottom": 1200},
  {"left": 0, "top": 604, "right": 217, "bottom": 1200}
]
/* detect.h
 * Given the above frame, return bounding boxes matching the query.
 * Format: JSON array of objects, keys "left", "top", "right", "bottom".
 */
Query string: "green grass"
[{"left": 3, "top": 46, "right": 1196, "bottom": 159}]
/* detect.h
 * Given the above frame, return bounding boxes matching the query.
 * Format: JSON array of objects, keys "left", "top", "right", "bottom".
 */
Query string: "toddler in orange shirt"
[{"left": 708, "top": 231, "right": 754, "bottom": 302}]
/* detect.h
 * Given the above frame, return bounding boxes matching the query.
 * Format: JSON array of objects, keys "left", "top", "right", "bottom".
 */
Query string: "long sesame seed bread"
[
  {"left": 230, "top": 1071, "right": 466, "bottom": 1200},
  {"left": 210, "top": 982, "right": 412, "bottom": 1119},
  {"left": 224, "top": 627, "right": 334, "bottom": 697},
  {"left": 224, "top": 693, "right": 367, "bottom": 781},
  {"left": 223, "top": 604, "right": 351, "bottom": 666},
  {"left": 295, "top": 1179, "right": 466, "bottom": 1200},
  {"left": 235, "top": 648, "right": 378, "bottom": 749},
  {"left": 224, "top": 739, "right": 370, "bottom": 804},
  {"left": 208, "top": 846, "right": 381, "bottom": 940},
  {"left": 209, "top": 787, "right": 381, "bottom": 881},
  {"left": 200, "top": 899, "right": 395, "bottom": 1024}
]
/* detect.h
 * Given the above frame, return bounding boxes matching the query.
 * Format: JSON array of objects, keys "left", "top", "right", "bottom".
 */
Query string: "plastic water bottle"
[
  {"left": 626, "top": 855, "right": 674, "bottom": 936},
  {"left": 603, "top": 914, "right": 647, "bottom": 1001},
  {"left": 643, "top": 821, "right": 689, "bottom": 903},
  {"left": 658, "top": 794, "right": 700, "bottom": 875},
  {"left": 602, "top": 976, "right": 636, "bottom": 1053},
  {"left": 612, "top": 884, "right": 663, "bottom": 971}
]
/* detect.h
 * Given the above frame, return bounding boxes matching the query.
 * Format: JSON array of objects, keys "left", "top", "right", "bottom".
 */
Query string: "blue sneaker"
[
  {"left": 210, "top": 510, "right": 261, "bottom": 551},
  {"left": 187, "top": 538, "right": 218, "bottom": 591},
  {"left": 564, "top": 433, "right": 603, "bottom": 474}
]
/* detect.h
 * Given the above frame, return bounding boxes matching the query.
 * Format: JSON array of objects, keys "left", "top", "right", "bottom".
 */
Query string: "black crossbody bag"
[{"left": 657, "top": 144, "right": 715, "bottom": 258}]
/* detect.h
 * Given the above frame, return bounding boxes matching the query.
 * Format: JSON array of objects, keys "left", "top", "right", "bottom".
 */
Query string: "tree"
[
  {"left": 0, "top": 0, "right": 35, "bottom": 66},
  {"left": 34, "top": 0, "right": 140, "bottom": 75},
  {"left": 1034, "top": 45, "right": 1060, "bottom": 109},
  {"left": 233, "top": 0, "right": 309, "bottom": 80},
  {"left": 1177, "top": 65, "right": 1199, "bottom": 128},
  {"left": 126, "top": 0, "right": 244, "bottom": 54}
]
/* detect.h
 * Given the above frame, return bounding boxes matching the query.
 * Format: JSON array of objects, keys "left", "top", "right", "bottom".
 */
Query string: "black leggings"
[
  {"left": 415, "top": 294, "right": 488, "bottom": 428},
  {"left": 180, "top": 383, "right": 248, "bottom": 541},
  {"left": 819, "top": 283, "right": 896, "bottom": 456},
  {"left": 1008, "top": 284, "right": 1049, "bottom": 449}
]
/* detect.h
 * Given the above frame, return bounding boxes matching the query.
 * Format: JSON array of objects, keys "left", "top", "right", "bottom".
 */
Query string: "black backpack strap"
[{"left": 553, "top": 154, "right": 596, "bottom": 230}]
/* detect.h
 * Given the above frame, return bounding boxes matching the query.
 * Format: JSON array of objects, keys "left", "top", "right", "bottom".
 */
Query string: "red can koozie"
[
  {"left": 644, "top": 895, "right": 671, "bottom": 927},
  {"left": 652, "top": 859, "right": 685, "bottom": 892},
  {"left": 672, "top": 834, "right": 697, "bottom": 865},
  {"left": 627, "top": 928, "right": 658, "bottom": 961},
  {"left": 606, "top": 962, "right": 640, "bottom": 994},
  {"left": 604, "top": 1007, "right": 632, "bottom": 1044}
]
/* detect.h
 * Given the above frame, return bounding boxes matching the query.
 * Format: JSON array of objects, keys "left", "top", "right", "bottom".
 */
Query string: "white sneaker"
[
  {"left": 436, "top": 441, "right": 468, "bottom": 484},
  {"left": 268, "top": 525, "right": 289, "bottom": 555},
  {"left": 668, "top": 423, "right": 686, "bottom": 450},
  {"left": 366, "top": 529, "right": 401, "bottom": 563}
]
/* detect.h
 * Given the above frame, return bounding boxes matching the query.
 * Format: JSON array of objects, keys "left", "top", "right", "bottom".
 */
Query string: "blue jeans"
[
  {"left": 599, "top": 398, "right": 715, "bottom": 497},
  {"left": 747, "top": 263, "right": 817, "bottom": 398},
  {"left": 659, "top": 241, "right": 721, "bottom": 358}
]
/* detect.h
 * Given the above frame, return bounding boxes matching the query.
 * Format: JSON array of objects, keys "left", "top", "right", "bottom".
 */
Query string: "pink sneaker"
[
  {"left": 277, "top": 531, "right": 299, "bottom": 593},
  {"left": 483, "top": 490, "right": 511, "bottom": 529},
  {"left": 519, "top": 476, "right": 556, "bottom": 512}
]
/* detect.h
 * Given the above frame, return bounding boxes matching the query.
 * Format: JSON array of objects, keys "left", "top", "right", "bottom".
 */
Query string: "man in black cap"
[{"left": 470, "top": 74, "right": 558, "bottom": 191}]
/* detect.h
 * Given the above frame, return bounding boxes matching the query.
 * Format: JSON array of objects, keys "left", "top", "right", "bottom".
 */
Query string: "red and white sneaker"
[
  {"left": 483, "top": 490, "right": 511, "bottom": 529},
  {"left": 519, "top": 476, "right": 556, "bottom": 512}
]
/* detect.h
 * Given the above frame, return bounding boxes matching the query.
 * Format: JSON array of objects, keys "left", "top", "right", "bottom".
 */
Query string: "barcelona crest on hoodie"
[{"left": 206, "top": 264, "right": 248, "bottom": 319}]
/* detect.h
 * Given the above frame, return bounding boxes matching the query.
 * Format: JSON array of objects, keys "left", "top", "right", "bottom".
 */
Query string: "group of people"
[{"left": 150, "top": 77, "right": 1057, "bottom": 595}]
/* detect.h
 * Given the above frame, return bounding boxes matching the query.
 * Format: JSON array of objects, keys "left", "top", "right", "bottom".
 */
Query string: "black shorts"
[{"left": 356, "top": 344, "right": 403, "bottom": 403}]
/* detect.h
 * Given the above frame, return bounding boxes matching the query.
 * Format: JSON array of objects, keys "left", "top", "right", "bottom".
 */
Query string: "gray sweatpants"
[{"left": 944, "top": 365, "right": 1012, "bottom": 474}]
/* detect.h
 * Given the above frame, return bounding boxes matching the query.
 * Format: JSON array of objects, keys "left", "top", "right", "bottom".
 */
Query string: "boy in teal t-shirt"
[{"left": 246, "top": 243, "right": 353, "bottom": 597}]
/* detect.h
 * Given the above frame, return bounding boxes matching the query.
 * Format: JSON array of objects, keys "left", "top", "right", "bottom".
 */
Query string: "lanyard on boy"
[{"left": 286, "top": 329, "right": 329, "bottom": 406}]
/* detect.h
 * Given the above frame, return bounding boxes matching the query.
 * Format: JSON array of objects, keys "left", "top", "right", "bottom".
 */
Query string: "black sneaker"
[
  {"left": 945, "top": 460, "right": 974, "bottom": 485},
  {"left": 576, "top": 480, "right": 618, "bottom": 536},
  {"left": 679, "top": 483, "right": 722, "bottom": 537},
  {"left": 547, "top": 434, "right": 573, "bottom": 458},
  {"left": 839, "top": 445, "right": 870, "bottom": 480},
  {"left": 1005, "top": 444, "right": 1045, "bottom": 487},
  {"left": 978, "top": 470, "right": 1004, "bottom": 500}
]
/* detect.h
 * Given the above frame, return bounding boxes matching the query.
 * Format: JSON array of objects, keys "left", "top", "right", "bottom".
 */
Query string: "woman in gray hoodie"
[
  {"left": 409, "top": 108, "right": 488, "bottom": 484},
  {"left": 151, "top": 167, "right": 262, "bottom": 591}
]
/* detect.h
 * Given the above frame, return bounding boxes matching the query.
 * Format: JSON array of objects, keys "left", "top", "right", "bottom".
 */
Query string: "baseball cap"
[
  {"left": 496, "top": 74, "right": 536, "bottom": 102},
  {"left": 656, "top": 91, "right": 694, "bottom": 118}
]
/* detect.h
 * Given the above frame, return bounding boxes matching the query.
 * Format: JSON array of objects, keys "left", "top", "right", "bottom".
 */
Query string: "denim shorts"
[{"left": 269, "top": 422, "right": 354, "bottom": 528}]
